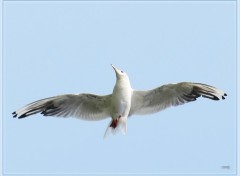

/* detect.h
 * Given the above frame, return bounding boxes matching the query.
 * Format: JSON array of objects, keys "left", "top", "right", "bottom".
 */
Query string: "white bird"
[{"left": 13, "top": 65, "right": 227, "bottom": 137}]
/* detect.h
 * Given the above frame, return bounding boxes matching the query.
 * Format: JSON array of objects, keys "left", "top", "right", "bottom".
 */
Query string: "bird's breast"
[{"left": 111, "top": 87, "right": 132, "bottom": 118}]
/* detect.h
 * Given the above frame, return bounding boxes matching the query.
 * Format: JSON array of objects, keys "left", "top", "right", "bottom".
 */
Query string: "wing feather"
[
  {"left": 129, "top": 82, "right": 226, "bottom": 116},
  {"left": 13, "top": 93, "right": 112, "bottom": 121}
]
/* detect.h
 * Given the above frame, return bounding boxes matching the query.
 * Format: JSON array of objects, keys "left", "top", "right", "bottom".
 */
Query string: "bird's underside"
[
  {"left": 13, "top": 82, "right": 226, "bottom": 120},
  {"left": 12, "top": 65, "right": 227, "bottom": 137}
]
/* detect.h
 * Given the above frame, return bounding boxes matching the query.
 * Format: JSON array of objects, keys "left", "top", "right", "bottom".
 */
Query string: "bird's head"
[{"left": 111, "top": 64, "right": 129, "bottom": 80}]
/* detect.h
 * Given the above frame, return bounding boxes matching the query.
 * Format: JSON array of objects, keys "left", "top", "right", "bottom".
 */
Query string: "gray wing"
[
  {"left": 129, "top": 82, "right": 227, "bottom": 116},
  {"left": 13, "top": 93, "right": 112, "bottom": 120}
]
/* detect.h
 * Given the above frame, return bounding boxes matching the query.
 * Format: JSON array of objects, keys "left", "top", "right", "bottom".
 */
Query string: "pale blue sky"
[{"left": 3, "top": 1, "right": 237, "bottom": 175}]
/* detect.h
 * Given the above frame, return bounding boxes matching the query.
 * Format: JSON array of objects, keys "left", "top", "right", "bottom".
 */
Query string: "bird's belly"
[{"left": 111, "top": 98, "right": 131, "bottom": 118}]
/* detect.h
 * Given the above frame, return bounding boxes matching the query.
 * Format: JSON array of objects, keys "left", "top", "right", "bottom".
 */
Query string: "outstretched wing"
[
  {"left": 129, "top": 82, "right": 227, "bottom": 116},
  {"left": 13, "top": 93, "right": 112, "bottom": 120}
]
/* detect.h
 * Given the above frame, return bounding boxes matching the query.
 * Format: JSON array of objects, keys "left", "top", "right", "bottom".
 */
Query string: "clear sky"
[{"left": 3, "top": 1, "right": 237, "bottom": 176}]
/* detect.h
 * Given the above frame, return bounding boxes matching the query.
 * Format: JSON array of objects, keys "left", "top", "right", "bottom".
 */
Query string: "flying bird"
[{"left": 13, "top": 65, "right": 227, "bottom": 137}]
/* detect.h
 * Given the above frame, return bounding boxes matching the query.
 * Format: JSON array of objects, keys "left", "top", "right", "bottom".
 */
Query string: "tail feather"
[{"left": 104, "top": 117, "right": 127, "bottom": 138}]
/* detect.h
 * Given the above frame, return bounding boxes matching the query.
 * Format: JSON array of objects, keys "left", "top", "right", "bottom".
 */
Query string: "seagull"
[{"left": 13, "top": 65, "right": 227, "bottom": 137}]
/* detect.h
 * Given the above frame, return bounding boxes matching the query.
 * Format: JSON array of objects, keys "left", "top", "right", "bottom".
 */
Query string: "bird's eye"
[{"left": 121, "top": 70, "right": 124, "bottom": 73}]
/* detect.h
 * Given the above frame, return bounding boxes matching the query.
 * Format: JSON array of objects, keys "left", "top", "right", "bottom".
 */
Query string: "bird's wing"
[
  {"left": 129, "top": 82, "right": 227, "bottom": 116},
  {"left": 13, "top": 93, "right": 112, "bottom": 120}
]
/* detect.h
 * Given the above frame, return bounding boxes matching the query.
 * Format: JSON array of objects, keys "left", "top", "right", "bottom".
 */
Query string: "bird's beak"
[
  {"left": 111, "top": 64, "right": 121, "bottom": 79},
  {"left": 111, "top": 64, "right": 118, "bottom": 72}
]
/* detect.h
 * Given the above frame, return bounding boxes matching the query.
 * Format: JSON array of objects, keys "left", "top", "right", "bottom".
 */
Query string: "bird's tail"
[{"left": 104, "top": 116, "right": 127, "bottom": 138}]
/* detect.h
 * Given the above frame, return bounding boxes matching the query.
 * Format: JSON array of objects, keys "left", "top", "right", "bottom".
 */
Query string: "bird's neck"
[{"left": 114, "top": 78, "right": 131, "bottom": 90}]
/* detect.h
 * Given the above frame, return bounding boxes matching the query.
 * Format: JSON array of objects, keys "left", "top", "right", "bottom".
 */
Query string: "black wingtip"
[
  {"left": 212, "top": 96, "right": 220, "bottom": 101},
  {"left": 18, "top": 114, "right": 27, "bottom": 119},
  {"left": 12, "top": 111, "right": 17, "bottom": 118},
  {"left": 222, "top": 93, "right": 227, "bottom": 100}
]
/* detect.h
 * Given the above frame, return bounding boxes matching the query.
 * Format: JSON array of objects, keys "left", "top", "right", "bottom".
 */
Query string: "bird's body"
[
  {"left": 111, "top": 78, "right": 132, "bottom": 119},
  {"left": 105, "top": 67, "right": 132, "bottom": 136},
  {"left": 13, "top": 65, "right": 227, "bottom": 137}
]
